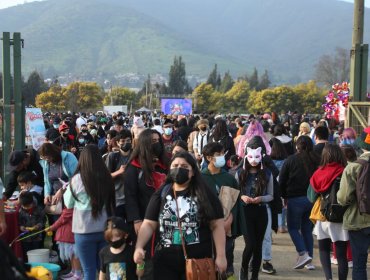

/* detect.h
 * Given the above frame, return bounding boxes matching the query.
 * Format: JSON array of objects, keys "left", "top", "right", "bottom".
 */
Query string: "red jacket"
[{"left": 50, "top": 208, "right": 74, "bottom": 243}]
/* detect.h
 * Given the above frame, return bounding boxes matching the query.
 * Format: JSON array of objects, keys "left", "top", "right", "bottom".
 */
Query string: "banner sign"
[{"left": 25, "top": 108, "right": 45, "bottom": 150}]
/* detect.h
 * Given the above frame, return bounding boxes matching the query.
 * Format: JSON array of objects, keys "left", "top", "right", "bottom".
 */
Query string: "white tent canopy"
[{"left": 136, "top": 106, "right": 152, "bottom": 113}]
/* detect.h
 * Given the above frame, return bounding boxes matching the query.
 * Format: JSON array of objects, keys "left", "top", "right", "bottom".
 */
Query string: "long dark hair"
[
  {"left": 128, "top": 129, "right": 169, "bottom": 182},
  {"left": 166, "top": 151, "right": 215, "bottom": 225},
  {"left": 72, "top": 144, "right": 115, "bottom": 219},
  {"left": 295, "top": 136, "right": 320, "bottom": 177},
  {"left": 270, "top": 138, "right": 287, "bottom": 160},
  {"left": 211, "top": 119, "right": 229, "bottom": 142},
  {"left": 239, "top": 157, "right": 268, "bottom": 198},
  {"left": 321, "top": 143, "right": 347, "bottom": 167},
  {"left": 239, "top": 137, "right": 268, "bottom": 197}
]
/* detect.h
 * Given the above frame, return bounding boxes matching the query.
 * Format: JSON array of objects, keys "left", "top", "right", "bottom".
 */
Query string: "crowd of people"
[{"left": 0, "top": 109, "right": 370, "bottom": 280}]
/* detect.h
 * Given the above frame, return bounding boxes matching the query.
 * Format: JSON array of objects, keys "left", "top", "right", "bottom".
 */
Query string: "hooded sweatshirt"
[{"left": 310, "top": 162, "right": 344, "bottom": 193}]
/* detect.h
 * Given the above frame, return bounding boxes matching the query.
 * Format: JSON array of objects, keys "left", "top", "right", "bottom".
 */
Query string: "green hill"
[{"left": 0, "top": 0, "right": 369, "bottom": 83}]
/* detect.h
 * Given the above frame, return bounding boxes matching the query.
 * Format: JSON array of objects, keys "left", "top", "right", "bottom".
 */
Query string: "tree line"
[{"left": 1, "top": 48, "right": 347, "bottom": 113}]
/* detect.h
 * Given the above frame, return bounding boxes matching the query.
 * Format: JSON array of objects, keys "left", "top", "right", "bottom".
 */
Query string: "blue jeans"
[
  {"left": 278, "top": 206, "right": 287, "bottom": 228},
  {"left": 287, "top": 196, "right": 313, "bottom": 257},
  {"left": 262, "top": 205, "right": 272, "bottom": 261},
  {"left": 74, "top": 232, "right": 107, "bottom": 280},
  {"left": 349, "top": 227, "right": 370, "bottom": 280}
]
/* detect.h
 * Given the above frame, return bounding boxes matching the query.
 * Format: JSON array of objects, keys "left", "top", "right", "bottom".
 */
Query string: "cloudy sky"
[{"left": 0, "top": 0, "right": 369, "bottom": 9}]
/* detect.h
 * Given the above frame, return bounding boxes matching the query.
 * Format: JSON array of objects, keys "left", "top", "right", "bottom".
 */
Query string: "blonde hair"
[{"left": 299, "top": 122, "right": 310, "bottom": 133}]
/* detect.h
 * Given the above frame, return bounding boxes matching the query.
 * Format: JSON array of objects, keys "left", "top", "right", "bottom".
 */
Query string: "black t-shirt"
[
  {"left": 99, "top": 245, "right": 137, "bottom": 280},
  {"left": 145, "top": 184, "right": 224, "bottom": 258}
]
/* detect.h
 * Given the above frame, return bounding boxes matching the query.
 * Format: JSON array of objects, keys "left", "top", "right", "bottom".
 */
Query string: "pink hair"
[
  {"left": 237, "top": 120, "right": 271, "bottom": 157},
  {"left": 342, "top": 127, "right": 357, "bottom": 140}
]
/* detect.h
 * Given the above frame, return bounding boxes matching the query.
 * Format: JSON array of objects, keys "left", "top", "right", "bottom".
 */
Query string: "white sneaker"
[
  {"left": 331, "top": 256, "right": 338, "bottom": 265},
  {"left": 348, "top": 261, "right": 353, "bottom": 268},
  {"left": 305, "top": 263, "right": 315, "bottom": 270},
  {"left": 294, "top": 253, "right": 312, "bottom": 269}
]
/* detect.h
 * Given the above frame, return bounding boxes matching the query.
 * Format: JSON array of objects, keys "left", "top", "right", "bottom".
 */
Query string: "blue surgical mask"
[
  {"left": 214, "top": 155, "right": 226, "bottom": 168},
  {"left": 78, "top": 139, "right": 85, "bottom": 144},
  {"left": 164, "top": 128, "right": 173, "bottom": 136},
  {"left": 341, "top": 138, "right": 355, "bottom": 146},
  {"left": 53, "top": 124, "right": 59, "bottom": 129}
]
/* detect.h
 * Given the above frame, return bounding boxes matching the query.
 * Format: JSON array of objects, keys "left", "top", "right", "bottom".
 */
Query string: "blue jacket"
[{"left": 40, "top": 151, "right": 78, "bottom": 196}]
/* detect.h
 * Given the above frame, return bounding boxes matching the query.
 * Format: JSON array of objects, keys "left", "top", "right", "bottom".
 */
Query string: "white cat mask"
[{"left": 244, "top": 147, "right": 262, "bottom": 168}]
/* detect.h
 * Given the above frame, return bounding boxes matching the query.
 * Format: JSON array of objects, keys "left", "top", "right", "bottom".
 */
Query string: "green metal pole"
[
  {"left": 13, "top": 32, "right": 25, "bottom": 150},
  {"left": 360, "top": 44, "right": 368, "bottom": 102},
  {"left": 350, "top": 0, "right": 364, "bottom": 102},
  {"left": 2, "top": 32, "right": 12, "bottom": 184}
]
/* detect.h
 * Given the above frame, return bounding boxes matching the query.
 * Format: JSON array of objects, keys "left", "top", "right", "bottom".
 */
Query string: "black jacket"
[
  {"left": 279, "top": 154, "right": 311, "bottom": 198},
  {"left": 123, "top": 159, "right": 167, "bottom": 223},
  {"left": 4, "top": 149, "right": 44, "bottom": 200}
]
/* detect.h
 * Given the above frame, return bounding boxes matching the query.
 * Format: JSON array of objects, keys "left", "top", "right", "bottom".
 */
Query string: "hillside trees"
[
  {"left": 23, "top": 70, "right": 49, "bottom": 106},
  {"left": 246, "top": 81, "right": 325, "bottom": 114},
  {"left": 314, "top": 47, "right": 350, "bottom": 86},
  {"left": 35, "top": 81, "right": 103, "bottom": 111},
  {"left": 206, "top": 64, "right": 221, "bottom": 90},
  {"left": 35, "top": 83, "right": 65, "bottom": 111},
  {"left": 219, "top": 71, "right": 234, "bottom": 93},
  {"left": 168, "top": 56, "right": 191, "bottom": 96},
  {"left": 103, "top": 87, "right": 137, "bottom": 106},
  {"left": 225, "top": 80, "right": 250, "bottom": 113},
  {"left": 190, "top": 83, "right": 214, "bottom": 113}
]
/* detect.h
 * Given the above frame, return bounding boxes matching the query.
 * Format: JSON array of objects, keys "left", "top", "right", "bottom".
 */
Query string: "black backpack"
[
  {"left": 356, "top": 158, "right": 370, "bottom": 214},
  {"left": 320, "top": 176, "right": 348, "bottom": 223}
]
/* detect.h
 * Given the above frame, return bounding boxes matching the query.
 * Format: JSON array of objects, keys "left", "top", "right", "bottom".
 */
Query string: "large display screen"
[{"left": 161, "top": 99, "right": 192, "bottom": 115}]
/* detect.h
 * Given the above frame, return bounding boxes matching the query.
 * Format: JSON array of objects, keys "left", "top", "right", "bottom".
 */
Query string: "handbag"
[
  {"left": 173, "top": 189, "right": 217, "bottom": 280},
  {"left": 309, "top": 196, "right": 325, "bottom": 224},
  {"left": 45, "top": 200, "right": 63, "bottom": 215}
]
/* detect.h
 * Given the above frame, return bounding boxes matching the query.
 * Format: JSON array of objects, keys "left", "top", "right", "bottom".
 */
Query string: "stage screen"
[{"left": 161, "top": 99, "right": 192, "bottom": 115}]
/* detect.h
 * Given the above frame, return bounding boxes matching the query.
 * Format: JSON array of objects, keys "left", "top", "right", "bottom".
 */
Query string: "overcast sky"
[{"left": 0, "top": 0, "right": 369, "bottom": 9}]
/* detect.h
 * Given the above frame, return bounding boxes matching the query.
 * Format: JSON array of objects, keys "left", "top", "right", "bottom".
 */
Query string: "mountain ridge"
[{"left": 0, "top": 0, "right": 369, "bottom": 83}]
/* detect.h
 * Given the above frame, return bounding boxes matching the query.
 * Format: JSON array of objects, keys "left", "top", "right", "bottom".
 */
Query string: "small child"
[
  {"left": 99, "top": 217, "right": 137, "bottom": 280},
  {"left": 18, "top": 191, "right": 45, "bottom": 261},
  {"left": 46, "top": 207, "right": 83, "bottom": 280},
  {"left": 17, "top": 171, "right": 43, "bottom": 206},
  {"left": 228, "top": 155, "right": 240, "bottom": 176}
]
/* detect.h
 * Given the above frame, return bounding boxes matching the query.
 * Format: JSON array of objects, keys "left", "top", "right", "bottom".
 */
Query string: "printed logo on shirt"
[
  {"left": 109, "top": 262, "right": 126, "bottom": 280},
  {"left": 159, "top": 195, "right": 199, "bottom": 246}
]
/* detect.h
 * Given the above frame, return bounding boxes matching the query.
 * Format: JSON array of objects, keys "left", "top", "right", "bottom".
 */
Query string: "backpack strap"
[
  {"left": 160, "top": 184, "right": 172, "bottom": 200},
  {"left": 356, "top": 159, "right": 369, "bottom": 165}
]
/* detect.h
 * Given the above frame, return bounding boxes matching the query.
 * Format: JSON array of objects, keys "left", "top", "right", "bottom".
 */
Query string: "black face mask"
[
  {"left": 120, "top": 143, "right": 132, "bottom": 152},
  {"left": 110, "top": 238, "right": 125, "bottom": 249},
  {"left": 152, "top": 142, "right": 163, "bottom": 158},
  {"left": 200, "top": 126, "right": 207, "bottom": 131},
  {"left": 170, "top": 167, "right": 189, "bottom": 185}
]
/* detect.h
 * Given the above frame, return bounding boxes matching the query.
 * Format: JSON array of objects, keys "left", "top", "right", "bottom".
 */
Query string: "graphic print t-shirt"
[
  {"left": 99, "top": 245, "right": 137, "bottom": 280},
  {"left": 145, "top": 185, "right": 224, "bottom": 258}
]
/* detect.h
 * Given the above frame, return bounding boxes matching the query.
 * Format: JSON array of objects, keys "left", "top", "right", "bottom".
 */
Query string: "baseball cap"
[
  {"left": 59, "top": 123, "right": 69, "bottom": 132},
  {"left": 106, "top": 216, "right": 129, "bottom": 232},
  {"left": 7, "top": 151, "right": 26, "bottom": 171}
]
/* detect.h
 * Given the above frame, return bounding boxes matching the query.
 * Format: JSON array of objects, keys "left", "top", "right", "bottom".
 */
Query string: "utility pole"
[
  {"left": 1, "top": 32, "right": 24, "bottom": 182},
  {"left": 349, "top": 0, "right": 368, "bottom": 102}
]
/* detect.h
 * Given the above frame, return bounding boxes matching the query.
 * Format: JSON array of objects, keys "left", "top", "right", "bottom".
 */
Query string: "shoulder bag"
[{"left": 173, "top": 189, "right": 217, "bottom": 280}]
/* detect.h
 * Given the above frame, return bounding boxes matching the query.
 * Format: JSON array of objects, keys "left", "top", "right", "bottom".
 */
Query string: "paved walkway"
[{"left": 233, "top": 231, "right": 369, "bottom": 280}]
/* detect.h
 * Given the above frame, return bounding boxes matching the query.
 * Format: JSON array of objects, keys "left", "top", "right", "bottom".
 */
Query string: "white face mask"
[
  {"left": 214, "top": 155, "right": 225, "bottom": 168},
  {"left": 245, "top": 147, "right": 262, "bottom": 167}
]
